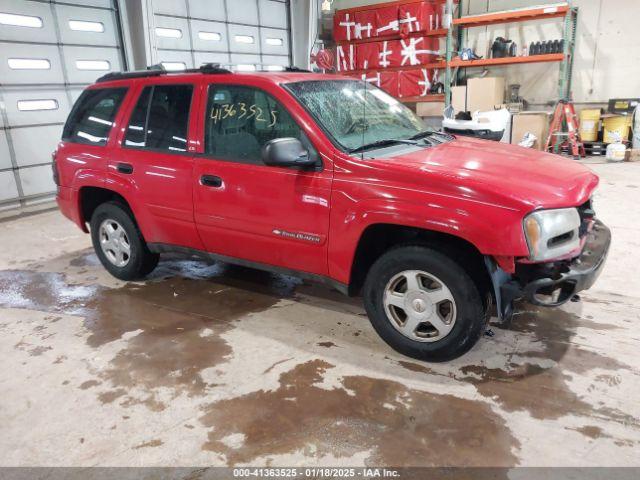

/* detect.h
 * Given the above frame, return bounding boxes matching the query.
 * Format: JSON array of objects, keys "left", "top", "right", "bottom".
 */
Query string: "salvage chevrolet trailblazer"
[{"left": 54, "top": 65, "right": 611, "bottom": 361}]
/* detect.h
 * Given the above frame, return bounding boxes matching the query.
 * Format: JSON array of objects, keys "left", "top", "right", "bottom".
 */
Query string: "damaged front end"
[{"left": 486, "top": 199, "right": 611, "bottom": 321}]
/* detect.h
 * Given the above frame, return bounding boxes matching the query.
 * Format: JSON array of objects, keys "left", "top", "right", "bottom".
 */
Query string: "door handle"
[
  {"left": 117, "top": 162, "right": 133, "bottom": 174},
  {"left": 200, "top": 174, "right": 223, "bottom": 188}
]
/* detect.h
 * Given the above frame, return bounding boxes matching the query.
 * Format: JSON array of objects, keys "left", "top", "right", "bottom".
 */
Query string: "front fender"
[{"left": 328, "top": 193, "right": 528, "bottom": 285}]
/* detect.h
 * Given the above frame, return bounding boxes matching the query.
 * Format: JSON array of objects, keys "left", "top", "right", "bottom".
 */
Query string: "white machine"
[{"left": 443, "top": 108, "right": 512, "bottom": 143}]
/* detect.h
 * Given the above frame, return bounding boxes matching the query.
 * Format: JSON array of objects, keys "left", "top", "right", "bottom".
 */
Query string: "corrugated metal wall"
[{"left": 0, "top": 0, "right": 125, "bottom": 210}]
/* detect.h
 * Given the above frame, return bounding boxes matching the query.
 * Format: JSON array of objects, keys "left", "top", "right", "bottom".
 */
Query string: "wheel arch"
[
  {"left": 347, "top": 223, "right": 493, "bottom": 307},
  {"left": 78, "top": 186, "right": 136, "bottom": 232}
]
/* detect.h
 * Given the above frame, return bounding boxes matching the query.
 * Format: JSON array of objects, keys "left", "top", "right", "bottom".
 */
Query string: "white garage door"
[
  {"left": 0, "top": 0, "right": 125, "bottom": 210},
  {"left": 150, "top": 0, "right": 291, "bottom": 72}
]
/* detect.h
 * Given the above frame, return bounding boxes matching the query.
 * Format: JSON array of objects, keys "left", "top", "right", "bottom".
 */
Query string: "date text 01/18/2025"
[{"left": 232, "top": 467, "right": 401, "bottom": 477}]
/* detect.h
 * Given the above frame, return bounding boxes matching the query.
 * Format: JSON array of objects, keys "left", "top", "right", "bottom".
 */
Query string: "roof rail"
[
  {"left": 96, "top": 63, "right": 232, "bottom": 83},
  {"left": 284, "top": 66, "right": 312, "bottom": 73}
]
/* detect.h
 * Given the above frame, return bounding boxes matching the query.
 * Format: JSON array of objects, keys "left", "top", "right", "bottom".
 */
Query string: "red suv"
[{"left": 54, "top": 65, "right": 610, "bottom": 361}]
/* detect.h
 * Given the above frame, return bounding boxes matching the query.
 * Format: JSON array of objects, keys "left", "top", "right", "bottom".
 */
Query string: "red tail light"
[{"left": 51, "top": 150, "right": 60, "bottom": 186}]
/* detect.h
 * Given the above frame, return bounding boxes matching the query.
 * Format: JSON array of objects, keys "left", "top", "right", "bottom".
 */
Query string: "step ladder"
[{"left": 545, "top": 100, "right": 585, "bottom": 159}]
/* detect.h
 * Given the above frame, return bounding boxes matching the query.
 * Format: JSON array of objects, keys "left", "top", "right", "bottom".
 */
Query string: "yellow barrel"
[
  {"left": 603, "top": 115, "right": 632, "bottom": 143},
  {"left": 579, "top": 109, "right": 600, "bottom": 142}
]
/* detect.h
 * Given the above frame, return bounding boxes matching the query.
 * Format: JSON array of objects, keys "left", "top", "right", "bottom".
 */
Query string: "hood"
[{"left": 369, "top": 136, "right": 599, "bottom": 211}]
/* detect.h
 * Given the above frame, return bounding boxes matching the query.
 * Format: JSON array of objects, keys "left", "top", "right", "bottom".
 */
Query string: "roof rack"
[
  {"left": 284, "top": 66, "right": 312, "bottom": 73},
  {"left": 96, "top": 63, "right": 232, "bottom": 83}
]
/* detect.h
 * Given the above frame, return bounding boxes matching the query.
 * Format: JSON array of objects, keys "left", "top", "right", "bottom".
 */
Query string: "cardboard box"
[
  {"left": 451, "top": 85, "right": 466, "bottom": 112},
  {"left": 416, "top": 101, "right": 445, "bottom": 117},
  {"left": 511, "top": 112, "right": 551, "bottom": 150},
  {"left": 466, "top": 77, "right": 505, "bottom": 112}
]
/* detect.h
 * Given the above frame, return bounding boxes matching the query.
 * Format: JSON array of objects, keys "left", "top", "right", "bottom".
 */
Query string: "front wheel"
[
  {"left": 363, "top": 245, "right": 486, "bottom": 362},
  {"left": 90, "top": 201, "right": 159, "bottom": 281}
]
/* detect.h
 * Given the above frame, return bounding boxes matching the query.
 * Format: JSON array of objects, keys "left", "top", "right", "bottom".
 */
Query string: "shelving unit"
[
  {"left": 444, "top": 2, "right": 578, "bottom": 107},
  {"left": 452, "top": 4, "right": 569, "bottom": 27},
  {"left": 448, "top": 53, "right": 564, "bottom": 68}
]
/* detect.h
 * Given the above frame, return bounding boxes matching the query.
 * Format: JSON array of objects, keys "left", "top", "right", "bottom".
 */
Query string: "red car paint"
[{"left": 55, "top": 72, "right": 599, "bottom": 286}]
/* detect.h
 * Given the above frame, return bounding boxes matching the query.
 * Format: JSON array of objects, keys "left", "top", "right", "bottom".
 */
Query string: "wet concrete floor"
[{"left": 0, "top": 161, "right": 639, "bottom": 467}]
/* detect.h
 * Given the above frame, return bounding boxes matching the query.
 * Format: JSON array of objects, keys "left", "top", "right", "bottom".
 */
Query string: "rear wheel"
[
  {"left": 363, "top": 245, "right": 486, "bottom": 362},
  {"left": 90, "top": 201, "right": 159, "bottom": 280}
]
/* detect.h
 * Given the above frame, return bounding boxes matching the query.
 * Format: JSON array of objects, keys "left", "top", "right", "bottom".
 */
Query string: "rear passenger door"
[{"left": 115, "top": 82, "right": 202, "bottom": 250}]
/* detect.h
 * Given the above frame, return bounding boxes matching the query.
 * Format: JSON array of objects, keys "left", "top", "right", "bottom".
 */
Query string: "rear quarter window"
[{"left": 62, "top": 87, "right": 127, "bottom": 146}]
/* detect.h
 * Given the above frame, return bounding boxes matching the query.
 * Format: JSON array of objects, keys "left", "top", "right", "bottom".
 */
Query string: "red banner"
[
  {"left": 399, "top": 1, "right": 435, "bottom": 36},
  {"left": 336, "top": 44, "right": 356, "bottom": 72},
  {"left": 377, "top": 39, "right": 402, "bottom": 68},
  {"left": 354, "top": 10, "right": 377, "bottom": 40},
  {"left": 356, "top": 42, "right": 381, "bottom": 70},
  {"left": 375, "top": 5, "right": 400, "bottom": 37},
  {"left": 399, "top": 36, "right": 439, "bottom": 66},
  {"left": 398, "top": 68, "right": 441, "bottom": 98},
  {"left": 334, "top": 11, "right": 357, "bottom": 42}
]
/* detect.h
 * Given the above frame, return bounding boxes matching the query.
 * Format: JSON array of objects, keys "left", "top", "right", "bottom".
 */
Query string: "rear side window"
[
  {"left": 62, "top": 88, "right": 127, "bottom": 146},
  {"left": 124, "top": 84, "right": 193, "bottom": 152}
]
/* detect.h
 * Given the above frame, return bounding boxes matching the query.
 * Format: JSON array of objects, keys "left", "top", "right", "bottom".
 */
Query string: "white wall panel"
[
  {"left": 189, "top": 0, "right": 226, "bottom": 21},
  {"left": 191, "top": 19, "right": 229, "bottom": 52},
  {"left": 62, "top": 45, "right": 122, "bottom": 84},
  {"left": 0, "top": 0, "right": 57, "bottom": 43},
  {"left": 2, "top": 89, "right": 71, "bottom": 127},
  {"left": 148, "top": 0, "right": 291, "bottom": 72},
  {"left": 194, "top": 51, "right": 230, "bottom": 68},
  {"left": 11, "top": 125, "right": 63, "bottom": 168},
  {"left": 153, "top": 0, "right": 188, "bottom": 17},
  {"left": 0, "top": 131, "right": 11, "bottom": 170},
  {"left": 0, "top": 171, "right": 19, "bottom": 202},
  {"left": 156, "top": 49, "right": 194, "bottom": 69},
  {"left": 153, "top": 15, "right": 190, "bottom": 50},
  {"left": 262, "top": 54, "right": 289, "bottom": 69},
  {"left": 259, "top": 0, "right": 288, "bottom": 29},
  {"left": 0, "top": 43, "right": 64, "bottom": 85},
  {"left": 56, "top": 4, "right": 119, "bottom": 47},
  {"left": 62, "top": 0, "right": 113, "bottom": 8},
  {"left": 260, "top": 27, "right": 289, "bottom": 56},
  {"left": 0, "top": 0, "right": 124, "bottom": 206},
  {"left": 228, "top": 24, "right": 260, "bottom": 54},
  {"left": 18, "top": 164, "right": 56, "bottom": 197},
  {"left": 227, "top": 0, "right": 259, "bottom": 25},
  {"left": 230, "top": 53, "right": 261, "bottom": 69}
]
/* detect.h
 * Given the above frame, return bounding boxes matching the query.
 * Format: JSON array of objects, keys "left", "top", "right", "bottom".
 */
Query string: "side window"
[
  {"left": 205, "top": 85, "right": 315, "bottom": 164},
  {"left": 124, "top": 87, "right": 151, "bottom": 147},
  {"left": 124, "top": 84, "right": 193, "bottom": 152},
  {"left": 62, "top": 88, "right": 127, "bottom": 146}
]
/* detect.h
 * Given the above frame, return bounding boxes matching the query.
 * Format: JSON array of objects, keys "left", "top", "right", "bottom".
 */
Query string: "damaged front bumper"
[
  {"left": 488, "top": 219, "right": 611, "bottom": 319},
  {"left": 520, "top": 219, "right": 611, "bottom": 307}
]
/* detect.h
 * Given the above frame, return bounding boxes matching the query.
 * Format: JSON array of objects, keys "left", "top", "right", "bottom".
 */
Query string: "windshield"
[{"left": 286, "top": 79, "right": 433, "bottom": 152}]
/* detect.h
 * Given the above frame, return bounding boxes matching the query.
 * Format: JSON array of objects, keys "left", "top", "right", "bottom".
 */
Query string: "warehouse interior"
[{"left": 1, "top": 0, "right": 639, "bottom": 476}]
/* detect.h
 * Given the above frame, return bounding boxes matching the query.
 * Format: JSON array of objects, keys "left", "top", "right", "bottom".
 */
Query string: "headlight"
[{"left": 523, "top": 208, "right": 581, "bottom": 261}]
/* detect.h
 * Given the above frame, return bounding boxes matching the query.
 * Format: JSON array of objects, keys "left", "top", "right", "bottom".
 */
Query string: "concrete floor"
[{"left": 0, "top": 160, "right": 639, "bottom": 468}]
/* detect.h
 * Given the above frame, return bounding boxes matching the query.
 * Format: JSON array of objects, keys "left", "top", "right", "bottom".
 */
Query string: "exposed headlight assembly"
[{"left": 523, "top": 208, "right": 581, "bottom": 262}]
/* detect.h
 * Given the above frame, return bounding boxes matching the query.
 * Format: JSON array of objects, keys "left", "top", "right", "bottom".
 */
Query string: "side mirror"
[{"left": 261, "top": 138, "right": 315, "bottom": 168}]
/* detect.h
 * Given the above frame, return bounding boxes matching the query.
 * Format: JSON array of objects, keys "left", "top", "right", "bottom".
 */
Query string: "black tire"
[
  {"left": 90, "top": 201, "right": 159, "bottom": 281},
  {"left": 363, "top": 245, "right": 486, "bottom": 362}
]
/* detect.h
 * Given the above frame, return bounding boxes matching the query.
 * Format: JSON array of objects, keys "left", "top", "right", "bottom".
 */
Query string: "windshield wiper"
[
  {"left": 349, "top": 138, "right": 420, "bottom": 154},
  {"left": 409, "top": 130, "right": 455, "bottom": 143}
]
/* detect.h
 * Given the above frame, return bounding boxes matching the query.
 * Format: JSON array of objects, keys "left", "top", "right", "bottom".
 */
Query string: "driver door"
[{"left": 193, "top": 83, "right": 333, "bottom": 276}]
